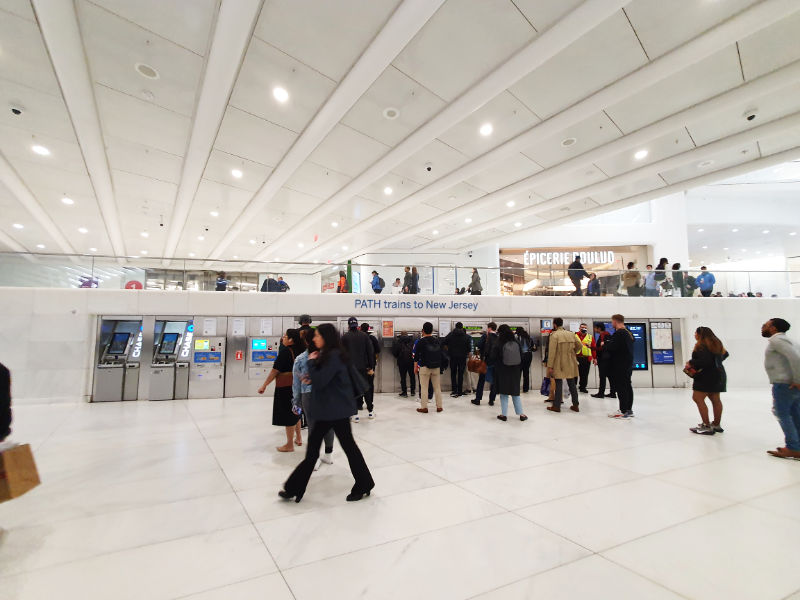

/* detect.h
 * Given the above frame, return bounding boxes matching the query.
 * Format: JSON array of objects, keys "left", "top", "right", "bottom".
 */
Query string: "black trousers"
[
  {"left": 284, "top": 418, "right": 374, "bottom": 496},
  {"left": 612, "top": 368, "right": 634, "bottom": 413},
  {"left": 475, "top": 368, "right": 497, "bottom": 403},
  {"left": 577, "top": 356, "right": 591, "bottom": 391},
  {"left": 701, "top": 290, "right": 712, "bottom": 297},
  {"left": 521, "top": 352, "right": 533, "bottom": 392},
  {"left": 554, "top": 378, "right": 579, "bottom": 407},
  {"left": 571, "top": 279, "right": 583, "bottom": 296},
  {"left": 597, "top": 360, "right": 616, "bottom": 396},
  {"left": 450, "top": 356, "right": 467, "bottom": 394},
  {"left": 357, "top": 369, "right": 374, "bottom": 411},
  {"left": 398, "top": 363, "right": 415, "bottom": 395}
]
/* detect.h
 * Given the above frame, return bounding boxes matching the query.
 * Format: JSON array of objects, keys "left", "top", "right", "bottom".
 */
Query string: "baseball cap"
[{"left": 348, "top": 316, "right": 358, "bottom": 329}]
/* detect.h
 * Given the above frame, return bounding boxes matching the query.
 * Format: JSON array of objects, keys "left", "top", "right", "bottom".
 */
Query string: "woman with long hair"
[
  {"left": 515, "top": 327, "right": 534, "bottom": 393},
  {"left": 671, "top": 262, "right": 684, "bottom": 297},
  {"left": 492, "top": 324, "right": 527, "bottom": 422},
  {"left": 259, "top": 329, "right": 305, "bottom": 452},
  {"left": 470, "top": 267, "right": 482, "bottom": 295},
  {"left": 280, "top": 323, "right": 374, "bottom": 503},
  {"left": 411, "top": 266, "right": 419, "bottom": 294},
  {"left": 686, "top": 326, "right": 728, "bottom": 435}
]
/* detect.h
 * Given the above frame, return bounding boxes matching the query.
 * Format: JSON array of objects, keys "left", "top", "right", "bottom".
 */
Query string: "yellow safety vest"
[{"left": 576, "top": 332, "right": 592, "bottom": 357}]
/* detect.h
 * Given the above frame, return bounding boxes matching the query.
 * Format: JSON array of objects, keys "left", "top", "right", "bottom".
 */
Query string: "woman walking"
[
  {"left": 280, "top": 324, "right": 374, "bottom": 503},
  {"left": 493, "top": 325, "right": 528, "bottom": 422},
  {"left": 470, "top": 267, "right": 483, "bottom": 295},
  {"left": 293, "top": 329, "right": 334, "bottom": 470},
  {"left": 259, "top": 329, "right": 304, "bottom": 452},
  {"left": 686, "top": 326, "right": 728, "bottom": 435}
]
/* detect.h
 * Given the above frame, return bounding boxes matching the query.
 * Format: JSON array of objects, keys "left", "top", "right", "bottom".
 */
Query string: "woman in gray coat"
[{"left": 470, "top": 268, "right": 482, "bottom": 295}]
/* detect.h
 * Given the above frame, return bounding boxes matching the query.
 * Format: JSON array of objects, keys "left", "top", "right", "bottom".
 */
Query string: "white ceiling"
[{"left": 1, "top": 0, "right": 800, "bottom": 266}]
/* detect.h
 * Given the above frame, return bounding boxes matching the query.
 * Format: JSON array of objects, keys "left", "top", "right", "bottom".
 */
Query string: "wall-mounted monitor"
[
  {"left": 652, "top": 350, "right": 675, "bottom": 365},
  {"left": 251, "top": 338, "right": 267, "bottom": 351},
  {"left": 627, "top": 323, "right": 648, "bottom": 371},
  {"left": 107, "top": 332, "right": 131, "bottom": 355},
  {"left": 159, "top": 332, "right": 179, "bottom": 355}
]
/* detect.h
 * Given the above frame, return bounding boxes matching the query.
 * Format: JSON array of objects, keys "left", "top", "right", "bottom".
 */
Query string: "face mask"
[{"left": 580, "top": 328, "right": 587, "bottom": 333}]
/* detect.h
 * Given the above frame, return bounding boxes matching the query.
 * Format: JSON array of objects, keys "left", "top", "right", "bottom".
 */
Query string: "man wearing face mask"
[
  {"left": 761, "top": 318, "right": 800, "bottom": 459},
  {"left": 575, "top": 323, "right": 595, "bottom": 394}
]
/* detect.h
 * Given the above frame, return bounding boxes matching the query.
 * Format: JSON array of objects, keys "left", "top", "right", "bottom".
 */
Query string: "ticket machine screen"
[
  {"left": 159, "top": 333, "right": 179, "bottom": 355},
  {"left": 194, "top": 339, "right": 210, "bottom": 350},
  {"left": 251, "top": 338, "right": 267, "bottom": 350},
  {"left": 108, "top": 332, "right": 131, "bottom": 355}
]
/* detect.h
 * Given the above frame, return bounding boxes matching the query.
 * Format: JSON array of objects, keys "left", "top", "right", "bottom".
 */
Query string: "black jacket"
[
  {"left": 392, "top": 335, "right": 415, "bottom": 366},
  {"left": 308, "top": 350, "right": 357, "bottom": 421},
  {"left": 568, "top": 260, "right": 588, "bottom": 282},
  {"left": 444, "top": 328, "right": 471, "bottom": 358},
  {"left": 689, "top": 348, "right": 728, "bottom": 393},
  {"left": 415, "top": 336, "right": 442, "bottom": 369},
  {"left": 0, "top": 362, "right": 11, "bottom": 441},
  {"left": 477, "top": 332, "right": 498, "bottom": 365},
  {"left": 403, "top": 272, "right": 412, "bottom": 293},
  {"left": 342, "top": 329, "right": 375, "bottom": 371},
  {"left": 606, "top": 327, "right": 634, "bottom": 370},
  {"left": 367, "top": 334, "right": 381, "bottom": 357}
]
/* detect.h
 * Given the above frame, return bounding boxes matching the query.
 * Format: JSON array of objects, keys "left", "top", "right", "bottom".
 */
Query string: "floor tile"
[
  {"left": 178, "top": 573, "right": 294, "bottom": 600},
  {"left": 745, "top": 484, "right": 800, "bottom": 523}
]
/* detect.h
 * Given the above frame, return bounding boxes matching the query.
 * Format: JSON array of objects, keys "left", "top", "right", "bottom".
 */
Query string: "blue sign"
[
  {"left": 252, "top": 350, "right": 277, "bottom": 362},
  {"left": 194, "top": 351, "right": 222, "bottom": 363},
  {"left": 653, "top": 349, "right": 675, "bottom": 365}
]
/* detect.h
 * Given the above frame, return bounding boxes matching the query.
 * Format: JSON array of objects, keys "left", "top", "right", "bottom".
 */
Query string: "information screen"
[
  {"left": 108, "top": 332, "right": 131, "bottom": 355},
  {"left": 251, "top": 338, "right": 267, "bottom": 350},
  {"left": 159, "top": 333, "right": 179, "bottom": 355},
  {"left": 628, "top": 323, "right": 648, "bottom": 371},
  {"left": 650, "top": 321, "right": 674, "bottom": 350},
  {"left": 653, "top": 350, "right": 675, "bottom": 365},
  {"left": 252, "top": 350, "right": 278, "bottom": 362},
  {"left": 194, "top": 339, "right": 210, "bottom": 351},
  {"left": 193, "top": 351, "right": 221, "bottom": 363}
]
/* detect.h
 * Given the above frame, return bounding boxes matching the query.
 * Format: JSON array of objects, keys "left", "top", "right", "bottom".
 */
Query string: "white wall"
[{"left": 2, "top": 288, "right": 799, "bottom": 402}]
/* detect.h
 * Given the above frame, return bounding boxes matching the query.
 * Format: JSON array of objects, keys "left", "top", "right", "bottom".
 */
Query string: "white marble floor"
[{"left": 2, "top": 388, "right": 799, "bottom": 600}]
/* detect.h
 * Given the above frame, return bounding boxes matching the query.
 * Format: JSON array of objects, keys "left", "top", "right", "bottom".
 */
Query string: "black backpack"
[
  {"left": 424, "top": 337, "right": 442, "bottom": 368},
  {"left": 378, "top": 277, "right": 385, "bottom": 289}
]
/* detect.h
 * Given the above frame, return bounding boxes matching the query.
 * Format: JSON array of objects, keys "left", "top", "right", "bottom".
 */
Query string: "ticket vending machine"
[
  {"left": 149, "top": 319, "right": 192, "bottom": 401},
  {"left": 224, "top": 316, "right": 283, "bottom": 397},
  {"left": 92, "top": 318, "right": 143, "bottom": 402},
  {"left": 189, "top": 316, "right": 227, "bottom": 399}
]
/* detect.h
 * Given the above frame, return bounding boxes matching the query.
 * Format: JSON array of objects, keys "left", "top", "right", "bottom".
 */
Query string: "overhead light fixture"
[
  {"left": 697, "top": 228, "right": 704, "bottom": 232},
  {"left": 382, "top": 107, "right": 399, "bottom": 120},
  {"left": 432, "top": 229, "right": 439, "bottom": 235},
  {"left": 209, "top": 210, "right": 219, "bottom": 217},
  {"left": 383, "top": 186, "right": 392, "bottom": 196},
  {"left": 31, "top": 145, "right": 50, "bottom": 156},
  {"left": 731, "top": 228, "right": 739, "bottom": 232},
  {"left": 188, "top": 252, "right": 195, "bottom": 257},
  {"left": 342, "top": 245, "right": 348, "bottom": 251},
  {"left": 140, "top": 250, "right": 148, "bottom": 255},
  {"left": 140, "top": 231, "right": 149, "bottom": 238},
  {"left": 561, "top": 137, "right": 577, "bottom": 147},
  {"left": 197, "top": 235, "right": 205, "bottom": 241},
  {"left": 249, "top": 239, "right": 256, "bottom": 245},
  {"left": 723, "top": 247, "right": 729, "bottom": 250},
  {"left": 634, "top": 149, "right": 648, "bottom": 160},
  {"left": 790, "top": 232, "right": 797, "bottom": 236},
  {"left": 506, "top": 200, "right": 515, "bottom": 207},
  {"left": 12, "top": 223, "right": 23, "bottom": 229},
  {"left": 274, "top": 257, "right": 281, "bottom": 262},
  {"left": 514, "top": 222, "right": 522, "bottom": 227},
  {"left": 36, "top": 244, "right": 45, "bottom": 249},
  {"left": 702, "top": 245, "right": 708, "bottom": 249},
  {"left": 273, "top": 86, "right": 289, "bottom": 103},
  {"left": 464, "top": 217, "right": 472, "bottom": 223},
  {"left": 61, "top": 196, "right": 74, "bottom": 205},
  {"left": 89, "top": 247, "right": 97, "bottom": 252},
  {"left": 298, "top": 242, "right": 304, "bottom": 248},
  {"left": 233, "top": 255, "right": 238, "bottom": 259},
  {"left": 762, "top": 229, "right": 770, "bottom": 234},
  {"left": 135, "top": 62, "right": 159, "bottom": 79},
  {"left": 697, "top": 160, "right": 715, "bottom": 169},
  {"left": 78, "top": 227, "right": 88, "bottom": 234},
  {"left": 231, "top": 169, "right": 243, "bottom": 179},
  {"left": 331, "top": 221, "right": 338, "bottom": 228},
  {"left": 479, "top": 123, "right": 493, "bottom": 137}
]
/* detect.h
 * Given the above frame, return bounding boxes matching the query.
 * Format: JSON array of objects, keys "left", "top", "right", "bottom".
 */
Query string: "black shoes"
[
  {"left": 579, "top": 388, "right": 589, "bottom": 394},
  {"left": 488, "top": 400, "right": 495, "bottom": 406},
  {"left": 346, "top": 489, "right": 373, "bottom": 502},
  {"left": 399, "top": 392, "right": 408, "bottom": 397},
  {"left": 471, "top": 399, "right": 480, "bottom": 406},
  {"left": 497, "top": 415, "right": 508, "bottom": 421},
  {"left": 591, "top": 393, "right": 604, "bottom": 398},
  {"left": 279, "top": 490, "right": 304, "bottom": 503},
  {"left": 607, "top": 393, "right": 617, "bottom": 399}
]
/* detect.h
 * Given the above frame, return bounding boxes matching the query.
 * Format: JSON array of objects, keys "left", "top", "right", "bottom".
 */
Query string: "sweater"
[{"left": 765, "top": 333, "right": 800, "bottom": 384}]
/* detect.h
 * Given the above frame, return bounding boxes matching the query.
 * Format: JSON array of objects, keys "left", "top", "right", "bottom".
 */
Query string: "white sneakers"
[
  {"left": 368, "top": 411, "right": 375, "bottom": 419},
  {"left": 351, "top": 415, "right": 360, "bottom": 423},
  {"left": 320, "top": 453, "right": 333, "bottom": 465}
]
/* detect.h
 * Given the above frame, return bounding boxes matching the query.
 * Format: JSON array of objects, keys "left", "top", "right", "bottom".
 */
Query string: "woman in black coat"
[
  {"left": 259, "top": 329, "right": 304, "bottom": 453},
  {"left": 280, "top": 324, "right": 374, "bottom": 503},
  {"left": 686, "top": 326, "right": 728, "bottom": 436},
  {"left": 491, "top": 325, "right": 527, "bottom": 422},
  {"left": 0, "top": 362, "right": 11, "bottom": 442}
]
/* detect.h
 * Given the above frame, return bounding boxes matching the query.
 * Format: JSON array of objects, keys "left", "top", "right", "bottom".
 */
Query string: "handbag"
[
  {"left": 276, "top": 372, "right": 293, "bottom": 388},
  {"left": 467, "top": 356, "right": 487, "bottom": 374},
  {"left": 539, "top": 377, "right": 551, "bottom": 396},
  {"left": 683, "top": 363, "right": 701, "bottom": 378}
]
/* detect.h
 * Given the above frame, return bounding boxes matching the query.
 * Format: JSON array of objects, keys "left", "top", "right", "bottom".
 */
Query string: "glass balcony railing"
[{"left": 0, "top": 252, "right": 797, "bottom": 299}]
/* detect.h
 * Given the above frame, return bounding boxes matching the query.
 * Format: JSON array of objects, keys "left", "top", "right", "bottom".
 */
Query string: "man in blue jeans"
[{"left": 761, "top": 318, "right": 800, "bottom": 459}]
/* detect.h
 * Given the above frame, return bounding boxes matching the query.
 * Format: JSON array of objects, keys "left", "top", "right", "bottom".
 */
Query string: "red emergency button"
[{"left": 235, "top": 350, "right": 243, "bottom": 360}]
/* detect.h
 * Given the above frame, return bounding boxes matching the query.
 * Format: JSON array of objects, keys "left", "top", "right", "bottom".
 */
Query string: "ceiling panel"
[
  {"left": 95, "top": 85, "right": 192, "bottom": 156},
  {"left": 594, "top": 128, "right": 695, "bottom": 177},
  {"left": 659, "top": 141, "right": 760, "bottom": 185},
  {"left": 1, "top": 0, "right": 35, "bottom": 21},
  {"left": 511, "top": 0, "right": 584, "bottom": 32},
  {"left": 359, "top": 172, "right": 423, "bottom": 207},
  {"left": 510, "top": 10, "right": 648, "bottom": 118},
  {"left": 89, "top": 0, "right": 217, "bottom": 56},
  {"left": 591, "top": 174, "right": 666, "bottom": 205},
  {"left": 214, "top": 106, "right": 298, "bottom": 167},
  {"left": 393, "top": 138, "right": 470, "bottom": 184},
  {"left": 79, "top": 0, "right": 204, "bottom": 117},
  {"left": 535, "top": 197, "right": 599, "bottom": 221},
  {"left": 366, "top": 218, "right": 413, "bottom": 237},
  {"left": 421, "top": 181, "right": 485, "bottom": 212},
  {"left": 308, "top": 124, "right": 390, "bottom": 177},
  {"left": 16, "top": 161, "right": 95, "bottom": 202},
  {"left": 341, "top": 65, "right": 447, "bottom": 147},
  {"left": 0, "top": 10, "right": 60, "bottom": 95},
  {"left": 284, "top": 161, "right": 351, "bottom": 199},
  {"left": 112, "top": 170, "right": 177, "bottom": 220},
  {"left": 0, "top": 125, "right": 87, "bottom": 175},
  {"left": 0, "top": 81, "right": 76, "bottom": 142},
  {"left": 531, "top": 164, "right": 608, "bottom": 199},
  {"left": 203, "top": 149, "right": 273, "bottom": 193},
  {"left": 521, "top": 111, "right": 621, "bottom": 169},
  {"left": 437, "top": 91, "right": 539, "bottom": 158},
  {"left": 757, "top": 126, "right": 800, "bottom": 156},
  {"left": 623, "top": 0, "right": 759, "bottom": 59},
  {"left": 605, "top": 46, "right": 743, "bottom": 133},
  {"left": 738, "top": 11, "right": 800, "bottom": 81},
  {"left": 230, "top": 37, "right": 337, "bottom": 134},
  {"left": 466, "top": 153, "right": 542, "bottom": 193},
  {"left": 392, "top": 0, "right": 535, "bottom": 101},
  {"left": 105, "top": 136, "right": 183, "bottom": 184},
  {"left": 254, "top": 0, "right": 401, "bottom": 82}
]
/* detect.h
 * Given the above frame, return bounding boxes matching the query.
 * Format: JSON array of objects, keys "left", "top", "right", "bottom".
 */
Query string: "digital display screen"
[
  {"left": 653, "top": 350, "right": 675, "bottom": 365},
  {"left": 194, "top": 339, "right": 210, "bottom": 351},
  {"left": 193, "top": 351, "right": 221, "bottom": 363},
  {"left": 628, "top": 323, "right": 648, "bottom": 371},
  {"left": 108, "top": 332, "right": 131, "bottom": 355},
  {"left": 159, "top": 333, "right": 179, "bottom": 355},
  {"left": 251, "top": 338, "right": 267, "bottom": 350},
  {"left": 252, "top": 350, "right": 278, "bottom": 362}
]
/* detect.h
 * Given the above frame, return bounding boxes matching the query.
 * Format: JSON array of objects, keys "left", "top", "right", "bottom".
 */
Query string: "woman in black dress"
[
  {"left": 259, "top": 329, "right": 305, "bottom": 452},
  {"left": 686, "top": 326, "right": 728, "bottom": 436}
]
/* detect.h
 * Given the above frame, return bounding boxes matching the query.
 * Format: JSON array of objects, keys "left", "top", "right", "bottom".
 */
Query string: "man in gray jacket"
[{"left": 761, "top": 318, "right": 800, "bottom": 459}]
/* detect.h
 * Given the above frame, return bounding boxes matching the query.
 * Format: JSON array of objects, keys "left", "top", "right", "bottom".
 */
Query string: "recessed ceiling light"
[
  {"left": 140, "top": 250, "right": 148, "bottom": 255},
  {"left": 140, "top": 231, "right": 149, "bottom": 238},
  {"left": 31, "top": 145, "right": 50, "bottom": 156},
  {"left": 188, "top": 252, "right": 195, "bottom": 257},
  {"left": 479, "top": 123, "right": 493, "bottom": 136},
  {"left": 432, "top": 229, "right": 439, "bottom": 235},
  {"left": 273, "top": 86, "right": 289, "bottom": 103},
  {"left": 465, "top": 217, "right": 472, "bottom": 223},
  {"left": 702, "top": 245, "right": 708, "bottom": 249},
  {"left": 762, "top": 229, "right": 770, "bottom": 234},
  {"left": 274, "top": 257, "right": 281, "bottom": 262},
  {"left": 209, "top": 210, "right": 219, "bottom": 217},
  {"left": 723, "top": 247, "right": 729, "bottom": 250},
  {"left": 331, "top": 221, "right": 338, "bottom": 228},
  {"left": 382, "top": 107, "right": 399, "bottom": 120},
  {"left": 249, "top": 239, "right": 256, "bottom": 245},
  {"left": 197, "top": 235, "right": 204, "bottom": 241},
  {"left": 383, "top": 186, "right": 392, "bottom": 196},
  {"left": 135, "top": 62, "right": 159, "bottom": 79},
  {"left": 791, "top": 232, "right": 797, "bottom": 236},
  {"left": 731, "top": 228, "right": 739, "bottom": 232},
  {"left": 342, "top": 245, "right": 348, "bottom": 251},
  {"left": 506, "top": 200, "right": 515, "bottom": 207},
  {"left": 697, "top": 159, "right": 715, "bottom": 169},
  {"left": 561, "top": 137, "right": 577, "bottom": 147},
  {"left": 89, "top": 247, "right": 97, "bottom": 252},
  {"left": 36, "top": 244, "right": 45, "bottom": 249},
  {"left": 141, "top": 89, "right": 155, "bottom": 101},
  {"left": 231, "top": 169, "right": 243, "bottom": 179},
  {"left": 298, "top": 242, "right": 304, "bottom": 248},
  {"left": 697, "top": 228, "right": 704, "bottom": 232},
  {"left": 756, "top": 251, "right": 761, "bottom": 254},
  {"left": 78, "top": 227, "right": 88, "bottom": 234},
  {"left": 233, "top": 255, "right": 238, "bottom": 259},
  {"left": 634, "top": 149, "right": 648, "bottom": 160},
  {"left": 514, "top": 222, "right": 522, "bottom": 227},
  {"left": 12, "top": 223, "right": 23, "bottom": 229},
  {"left": 61, "top": 196, "right": 74, "bottom": 205},
  {"left": 741, "top": 249, "right": 747, "bottom": 252}
]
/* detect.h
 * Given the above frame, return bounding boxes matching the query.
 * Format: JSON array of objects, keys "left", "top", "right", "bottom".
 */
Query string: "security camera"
[
  {"left": 159, "top": 222, "right": 164, "bottom": 227},
  {"left": 467, "top": 250, "right": 473, "bottom": 258},
  {"left": 424, "top": 162, "right": 433, "bottom": 172},
  {"left": 9, "top": 104, "right": 23, "bottom": 116},
  {"left": 744, "top": 109, "right": 757, "bottom": 122},
  {"left": 204, "top": 227, "right": 209, "bottom": 232}
]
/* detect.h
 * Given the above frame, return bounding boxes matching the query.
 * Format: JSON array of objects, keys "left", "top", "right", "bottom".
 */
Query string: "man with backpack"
[
  {"left": 472, "top": 322, "right": 498, "bottom": 406},
  {"left": 393, "top": 331, "right": 415, "bottom": 398},
  {"left": 371, "top": 271, "right": 385, "bottom": 294},
  {"left": 342, "top": 317, "right": 376, "bottom": 421},
  {"left": 444, "top": 322, "right": 471, "bottom": 397},
  {"left": 415, "top": 322, "right": 443, "bottom": 413}
]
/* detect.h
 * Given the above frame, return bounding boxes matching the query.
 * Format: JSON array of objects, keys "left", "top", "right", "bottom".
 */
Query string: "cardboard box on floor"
[{"left": 0, "top": 443, "right": 40, "bottom": 503}]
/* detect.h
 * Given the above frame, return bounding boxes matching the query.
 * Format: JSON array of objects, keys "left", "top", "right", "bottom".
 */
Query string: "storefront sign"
[{"left": 522, "top": 250, "right": 615, "bottom": 266}]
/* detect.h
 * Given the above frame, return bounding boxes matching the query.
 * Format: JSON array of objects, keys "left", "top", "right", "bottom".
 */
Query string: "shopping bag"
[
  {"left": 539, "top": 377, "right": 551, "bottom": 396},
  {"left": 0, "top": 443, "right": 40, "bottom": 503}
]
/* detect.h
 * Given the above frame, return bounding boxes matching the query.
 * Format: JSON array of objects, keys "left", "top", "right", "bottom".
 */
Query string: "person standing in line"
[
  {"left": 621, "top": 262, "right": 641, "bottom": 296},
  {"left": 415, "top": 322, "right": 444, "bottom": 413},
  {"left": 411, "top": 266, "right": 420, "bottom": 294},
  {"left": 472, "top": 322, "right": 498, "bottom": 406},
  {"left": 361, "top": 322, "right": 381, "bottom": 413},
  {"left": 591, "top": 323, "right": 616, "bottom": 399},
  {"left": 393, "top": 331, "right": 415, "bottom": 398},
  {"left": 215, "top": 272, "right": 228, "bottom": 291},
  {"left": 493, "top": 324, "right": 528, "bottom": 422},
  {"left": 515, "top": 327, "right": 535, "bottom": 393},
  {"left": 606, "top": 314, "right": 635, "bottom": 419},
  {"left": 0, "top": 361, "right": 11, "bottom": 442},
  {"left": 402, "top": 266, "right": 412, "bottom": 294},
  {"left": 341, "top": 317, "right": 375, "bottom": 421},
  {"left": 685, "top": 327, "right": 728, "bottom": 435},
  {"left": 644, "top": 265, "right": 659, "bottom": 297},
  {"left": 470, "top": 268, "right": 483, "bottom": 295},
  {"left": 370, "top": 271, "right": 384, "bottom": 294},
  {"left": 444, "top": 322, "right": 471, "bottom": 397},
  {"left": 546, "top": 318, "right": 581, "bottom": 413},
  {"left": 575, "top": 323, "right": 595, "bottom": 394},
  {"left": 567, "top": 255, "right": 588, "bottom": 296},
  {"left": 259, "top": 329, "right": 304, "bottom": 452},
  {"left": 337, "top": 271, "right": 347, "bottom": 293},
  {"left": 695, "top": 266, "right": 716, "bottom": 297},
  {"left": 292, "top": 330, "right": 334, "bottom": 469},
  {"left": 280, "top": 324, "right": 374, "bottom": 503},
  {"left": 761, "top": 318, "right": 800, "bottom": 459}
]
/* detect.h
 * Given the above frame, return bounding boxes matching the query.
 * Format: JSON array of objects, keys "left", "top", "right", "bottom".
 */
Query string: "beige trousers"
[{"left": 418, "top": 366, "right": 443, "bottom": 410}]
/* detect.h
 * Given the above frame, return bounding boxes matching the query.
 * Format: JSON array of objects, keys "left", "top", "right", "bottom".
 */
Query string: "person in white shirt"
[{"left": 391, "top": 278, "right": 403, "bottom": 294}]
